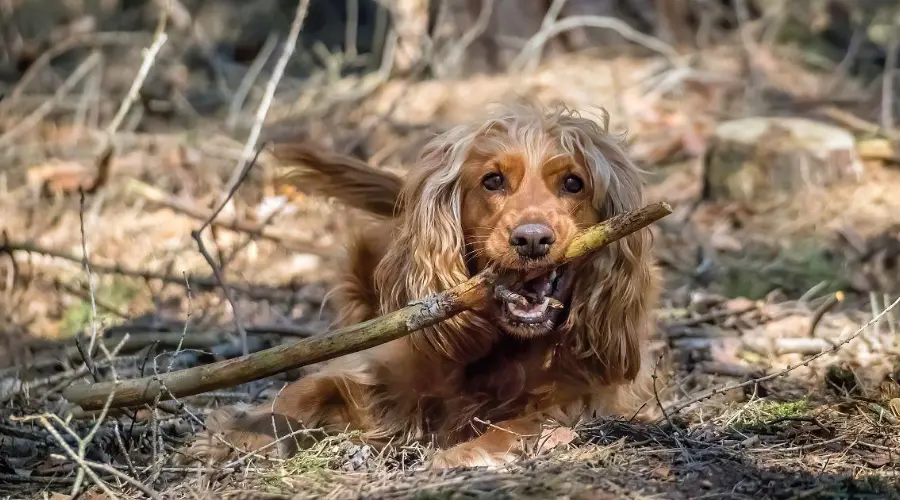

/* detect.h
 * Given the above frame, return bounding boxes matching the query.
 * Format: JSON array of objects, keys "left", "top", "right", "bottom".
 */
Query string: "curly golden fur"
[{"left": 179, "top": 101, "right": 662, "bottom": 469}]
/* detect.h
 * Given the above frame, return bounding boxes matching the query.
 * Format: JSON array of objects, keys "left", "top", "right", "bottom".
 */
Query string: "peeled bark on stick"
[
  {"left": 63, "top": 202, "right": 673, "bottom": 411},
  {"left": 702, "top": 117, "right": 865, "bottom": 202}
]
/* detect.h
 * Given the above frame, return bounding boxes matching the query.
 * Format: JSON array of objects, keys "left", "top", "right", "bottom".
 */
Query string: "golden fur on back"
[{"left": 179, "top": 101, "right": 662, "bottom": 469}]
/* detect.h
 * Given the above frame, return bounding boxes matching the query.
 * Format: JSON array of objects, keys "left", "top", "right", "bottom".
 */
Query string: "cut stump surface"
[{"left": 703, "top": 117, "right": 864, "bottom": 202}]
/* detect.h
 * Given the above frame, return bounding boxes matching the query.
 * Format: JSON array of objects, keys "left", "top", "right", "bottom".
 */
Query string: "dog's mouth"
[{"left": 491, "top": 264, "right": 575, "bottom": 337}]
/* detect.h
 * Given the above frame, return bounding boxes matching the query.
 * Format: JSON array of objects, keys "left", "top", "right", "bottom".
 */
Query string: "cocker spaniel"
[{"left": 181, "top": 101, "right": 661, "bottom": 469}]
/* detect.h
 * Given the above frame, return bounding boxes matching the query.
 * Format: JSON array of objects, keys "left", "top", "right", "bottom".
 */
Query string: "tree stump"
[{"left": 702, "top": 117, "right": 865, "bottom": 202}]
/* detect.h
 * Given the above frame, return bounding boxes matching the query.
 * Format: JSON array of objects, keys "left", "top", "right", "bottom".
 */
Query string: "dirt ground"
[{"left": 2, "top": 4, "right": 900, "bottom": 499}]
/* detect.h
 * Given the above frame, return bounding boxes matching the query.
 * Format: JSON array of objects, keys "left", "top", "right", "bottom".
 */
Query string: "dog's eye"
[
  {"left": 482, "top": 173, "right": 505, "bottom": 191},
  {"left": 562, "top": 174, "right": 584, "bottom": 194}
]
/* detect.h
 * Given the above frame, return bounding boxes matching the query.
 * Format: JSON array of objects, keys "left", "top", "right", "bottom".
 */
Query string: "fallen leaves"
[
  {"left": 26, "top": 160, "right": 95, "bottom": 196},
  {"left": 539, "top": 426, "right": 579, "bottom": 452}
]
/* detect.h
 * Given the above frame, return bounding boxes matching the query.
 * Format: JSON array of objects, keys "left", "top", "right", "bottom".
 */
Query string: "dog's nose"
[{"left": 509, "top": 223, "right": 556, "bottom": 258}]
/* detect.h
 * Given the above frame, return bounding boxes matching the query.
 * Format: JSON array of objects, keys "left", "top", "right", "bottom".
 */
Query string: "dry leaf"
[
  {"left": 857, "top": 138, "right": 897, "bottom": 162},
  {"left": 539, "top": 426, "right": 578, "bottom": 451},
  {"left": 710, "top": 223, "right": 743, "bottom": 252},
  {"left": 682, "top": 125, "right": 709, "bottom": 156},
  {"left": 651, "top": 465, "right": 672, "bottom": 479},
  {"left": 572, "top": 490, "right": 620, "bottom": 500},
  {"left": 860, "top": 451, "right": 892, "bottom": 468},
  {"left": 888, "top": 398, "right": 900, "bottom": 417},
  {"left": 26, "top": 160, "right": 94, "bottom": 195}
]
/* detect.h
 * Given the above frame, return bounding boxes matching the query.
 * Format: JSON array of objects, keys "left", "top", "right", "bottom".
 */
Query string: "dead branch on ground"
[
  {"left": 85, "top": 16, "right": 168, "bottom": 195},
  {"left": 0, "top": 53, "right": 101, "bottom": 149},
  {"left": 511, "top": 15, "right": 684, "bottom": 73},
  {"left": 125, "top": 179, "right": 327, "bottom": 254},
  {"left": 0, "top": 238, "right": 296, "bottom": 299},
  {"left": 62, "top": 201, "right": 673, "bottom": 411},
  {"left": 662, "top": 294, "right": 900, "bottom": 419}
]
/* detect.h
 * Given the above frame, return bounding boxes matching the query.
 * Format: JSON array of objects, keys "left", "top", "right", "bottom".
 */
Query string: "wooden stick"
[{"left": 63, "top": 202, "right": 672, "bottom": 411}]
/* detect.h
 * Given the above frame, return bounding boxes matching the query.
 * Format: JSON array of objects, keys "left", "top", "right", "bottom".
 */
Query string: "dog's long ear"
[
  {"left": 270, "top": 143, "right": 405, "bottom": 218},
  {"left": 374, "top": 126, "right": 497, "bottom": 362},
  {"left": 558, "top": 109, "right": 660, "bottom": 384}
]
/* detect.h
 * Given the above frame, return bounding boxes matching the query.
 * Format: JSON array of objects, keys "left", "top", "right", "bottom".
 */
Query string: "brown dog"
[{"left": 180, "top": 101, "right": 661, "bottom": 469}]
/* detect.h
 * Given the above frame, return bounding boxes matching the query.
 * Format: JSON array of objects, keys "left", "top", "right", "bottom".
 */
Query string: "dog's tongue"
[{"left": 522, "top": 273, "right": 553, "bottom": 303}]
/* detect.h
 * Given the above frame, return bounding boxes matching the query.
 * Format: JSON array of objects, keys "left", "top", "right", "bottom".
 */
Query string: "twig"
[
  {"left": 807, "top": 291, "right": 844, "bottom": 337},
  {"left": 111, "top": 423, "right": 139, "bottom": 480},
  {"left": 198, "top": 139, "right": 267, "bottom": 236},
  {"left": 520, "top": 0, "right": 569, "bottom": 73},
  {"left": 825, "top": 22, "right": 866, "bottom": 95},
  {"left": 103, "top": 25, "right": 168, "bottom": 141},
  {"left": 14, "top": 391, "right": 123, "bottom": 498},
  {"left": 435, "top": 0, "right": 494, "bottom": 77},
  {"left": 86, "top": 16, "right": 168, "bottom": 195},
  {"left": 219, "top": 198, "right": 290, "bottom": 269},
  {"left": 734, "top": 0, "right": 763, "bottom": 113},
  {"left": 0, "top": 32, "right": 150, "bottom": 114},
  {"left": 166, "top": 273, "right": 193, "bottom": 374},
  {"left": 867, "top": 402, "right": 899, "bottom": 426},
  {"left": 511, "top": 15, "right": 682, "bottom": 73},
  {"left": 667, "top": 303, "right": 758, "bottom": 329},
  {"left": 78, "top": 190, "right": 101, "bottom": 356},
  {"left": 0, "top": 473, "right": 75, "bottom": 485},
  {"left": 698, "top": 361, "right": 760, "bottom": 378},
  {"left": 0, "top": 53, "right": 100, "bottom": 149},
  {"left": 663, "top": 295, "right": 900, "bottom": 418},
  {"left": 218, "top": 0, "right": 311, "bottom": 212},
  {"left": 63, "top": 202, "right": 673, "bottom": 411},
  {"left": 871, "top": 292, "right": 883, "bottom": 335},
  {"left": 227, "top": 33, "right": 279, "bottom": 131},
  {"left": 881, "top": 31, "right": 899, "bottom": 132},
  {"left": 815, "top": 106, "right": 886, "bottom": 138},
  {"left": 886, "top": 293, "right": 897, "bottom": 335},
  {"left": 191, "top": 144, "right": 267, "bottom": 356},
  {"left": 345, "top": 0, "right": 359, "bottom": 59},
  {"left": 652, "top": 353, "right": 675, "bottom": 429},
  {"left": 73, "top": 50, "right": 102, "bottom": 134},
  {"left": 369, "top": 1, "right": 390, "bottom": 73},
  {"left": 74, "top": 338, "right": 101, "bottom": 384},
  {"left": 13, "top": 335, "right": 131, "bottom": 398},
  {"left": 81, "top": 458, "right": 162, "bottom": 500},
  {"left": 191, "top": 230, "right": 249, "bottom": 356}
]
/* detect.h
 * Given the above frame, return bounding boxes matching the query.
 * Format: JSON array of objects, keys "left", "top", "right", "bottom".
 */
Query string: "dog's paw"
[
  {"left": 173, "top": 431, "right": 235, "bottom": 466},
  {"left": 425, "top": 444, "right": 518, "bottom": 470},
  {"left": 173, "top": 429, "right": 285, "bottom": 466}
]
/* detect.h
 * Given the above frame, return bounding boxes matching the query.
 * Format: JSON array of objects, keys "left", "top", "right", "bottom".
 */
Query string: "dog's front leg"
[
  {"left": 426, "top": 415, "right": 545, "bottom": 470},
  {"left": 177, "top": 373, "right": 369, "bottom": 465}
]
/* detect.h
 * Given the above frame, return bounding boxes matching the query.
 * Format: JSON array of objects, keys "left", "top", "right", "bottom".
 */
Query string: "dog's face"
[{"left": 459, "top": 141, "right": 601, "bottom": 338}]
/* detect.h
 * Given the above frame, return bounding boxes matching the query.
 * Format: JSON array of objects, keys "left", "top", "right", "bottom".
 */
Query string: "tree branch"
[{"left": 63, "top": 202, "right": 672, "bottom": 411}]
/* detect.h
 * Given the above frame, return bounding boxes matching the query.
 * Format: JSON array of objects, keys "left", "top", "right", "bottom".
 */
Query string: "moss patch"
[
  {"left": 719, "top": 243, "right": 849, "bottom": 300},
  {"left": 60, "top": 276, "right": 141, "bottom": 337},
  {"left": 727, "top": 397, "right": 810, "bottom": 431}
]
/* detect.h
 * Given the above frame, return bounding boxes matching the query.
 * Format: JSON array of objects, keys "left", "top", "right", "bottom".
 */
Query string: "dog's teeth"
[
  {"left": 549, "top": 270, "right": 557, "bottom": 281},
  {"left": 547, "top": 298, "right": 564, "bottom": 309},
  {"left": 496, "top": 285, "right": 528, "bottom": 306},
  {"left": 506, "top": 297, "right": 551, "bottom": 321}
]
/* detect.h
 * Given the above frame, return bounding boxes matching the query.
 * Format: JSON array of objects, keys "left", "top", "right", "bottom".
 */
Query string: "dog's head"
[{"left": 377, "top": 102, "right": 656, "bottom": 377}]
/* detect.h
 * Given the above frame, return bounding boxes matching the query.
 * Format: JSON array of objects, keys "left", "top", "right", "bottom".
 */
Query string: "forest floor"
[{"left": 2, "top": 11, "right": 900, "bottom": 499}]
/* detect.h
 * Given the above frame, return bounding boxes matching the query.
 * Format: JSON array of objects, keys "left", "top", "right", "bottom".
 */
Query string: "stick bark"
[{"left": 63, "top": 202, "right": 672, "bottom": 411}]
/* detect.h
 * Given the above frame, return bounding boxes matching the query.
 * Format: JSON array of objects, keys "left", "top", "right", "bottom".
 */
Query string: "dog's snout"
[{"left": 509, "top": 223, "right": 556, "bottom": 258}]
